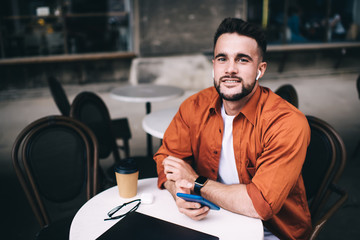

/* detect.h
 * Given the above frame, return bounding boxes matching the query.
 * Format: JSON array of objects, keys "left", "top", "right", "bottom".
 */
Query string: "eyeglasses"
[{"left": 104, "top": 199, "right": 141, "bottom": 221}]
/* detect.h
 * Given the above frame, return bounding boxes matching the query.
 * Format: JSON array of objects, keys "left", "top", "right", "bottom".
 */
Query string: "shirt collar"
[
  {"left": 240, "top": 86, "right": 261, "bottom": 125},
  {"left": 207, "top": 86, "right": 261, "bottom": 125},
  {"left": 208, "top": 88, "right": 222, "bottom": 115}
]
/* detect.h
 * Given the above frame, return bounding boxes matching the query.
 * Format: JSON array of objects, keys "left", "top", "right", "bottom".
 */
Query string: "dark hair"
[{"left": 213, "top": 18, "right": 267, "bottom": 59}]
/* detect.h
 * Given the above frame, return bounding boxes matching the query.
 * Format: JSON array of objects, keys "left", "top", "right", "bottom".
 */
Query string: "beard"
[{"left": 214, "top": 76, "right": 256, "bottom": 101}]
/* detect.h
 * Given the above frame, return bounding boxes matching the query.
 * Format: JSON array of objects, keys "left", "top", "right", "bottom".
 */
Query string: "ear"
[
  {"left": 256, "top": 70, "right": 261, "bottom": 80},
  {"left": 256, "top": 62, "right": 267, "bottom": 80}
]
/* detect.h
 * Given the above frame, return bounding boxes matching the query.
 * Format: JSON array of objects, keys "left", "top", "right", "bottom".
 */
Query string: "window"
[
  {"left": 0, "top": 0, "right": 133, "bottom": 58},
  {"left": 248, "top": 0, "right": 360, "bottom": 45}
]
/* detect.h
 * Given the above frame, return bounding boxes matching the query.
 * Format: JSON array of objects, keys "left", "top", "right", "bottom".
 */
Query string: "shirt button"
[
  {"left": 214, "top": 151, "right": 218, "bottom": 154},
  {"left": 211, "top": 169, "right": 216, "bottom": 173}
]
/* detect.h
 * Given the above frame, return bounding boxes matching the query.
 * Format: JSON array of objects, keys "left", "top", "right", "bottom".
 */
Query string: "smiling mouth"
[
  {"left": 223, "top": 80, "right": 240, "bottom": 83},
  {"left": 220, "top": 76, "right": 242, "bottom": 83}
]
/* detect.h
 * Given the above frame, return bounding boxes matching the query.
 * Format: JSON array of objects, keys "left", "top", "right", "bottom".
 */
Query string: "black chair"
[
  {"left": 12, "top": 115, "right": 99, "bottom": 240},
  {"left": 47, "top": 76, "right": 131, "bottom": 158},
  {"left": 47, "top": 76, "right": 71, "bottom": 116},
  {"left": 303, "top": 116, "right": 348, "bottom": 239},
  {"left": 275, "top": 84, "right": 299, "bottom": 108},
  {"left": 353, "top": 74, "right": 360, "bottom": 157},
  {"left": 70, "top": 91, "right": 157, "bottom": 184}
]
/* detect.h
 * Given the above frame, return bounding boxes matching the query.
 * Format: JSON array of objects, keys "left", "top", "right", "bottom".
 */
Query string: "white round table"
[
  {"left": 69, "top": 178, "right": 264, "bottom": 240},
  {"left": 142, "top": 107, "right": 178, "bottom": 139},
  {"left": 110, "top": 84, "right": 184, "bottom": 156},
  {"left": 110, "top": 84, "right": 184, "bottom": 104}
]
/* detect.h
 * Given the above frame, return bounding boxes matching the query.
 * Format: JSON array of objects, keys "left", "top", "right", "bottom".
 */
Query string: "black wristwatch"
[{"left": 194, "top": 176, "right": 208, "bottom": 196}]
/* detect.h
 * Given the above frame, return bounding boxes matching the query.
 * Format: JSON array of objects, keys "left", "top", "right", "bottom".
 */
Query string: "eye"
[
  {"left": 217, "top": 57, "right": 226, "bottom": 62},
  {"left": 237, "top": 58, "right": 249, "bottom": 63}
]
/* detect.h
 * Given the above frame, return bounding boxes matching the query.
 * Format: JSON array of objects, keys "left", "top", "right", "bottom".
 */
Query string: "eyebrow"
[
  {"left": 214, "top": 53, "right": 226, "bottom": 59},
  {"left": 214, "top": 53, "right": 253, "bottom": 62}
]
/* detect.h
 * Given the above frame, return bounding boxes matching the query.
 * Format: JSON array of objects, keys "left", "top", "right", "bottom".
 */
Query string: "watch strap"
[{"left": 194, "top": 176, "right": 208, "bottom": 195}]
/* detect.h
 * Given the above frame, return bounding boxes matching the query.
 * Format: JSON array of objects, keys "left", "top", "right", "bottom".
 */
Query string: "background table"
[
  {"left": 142, "top": 107, "right": 178, "bottom": 139},
  {"left": 70, "top": 178, "right": 264, "bottom": 240},
  {"left": 110, "top": 84, "right": 184, "bottom": 156}
]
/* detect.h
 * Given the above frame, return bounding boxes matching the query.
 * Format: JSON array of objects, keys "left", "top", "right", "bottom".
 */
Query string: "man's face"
[{"left": 213, "top": 33, "right": 264, "bottom": 101}]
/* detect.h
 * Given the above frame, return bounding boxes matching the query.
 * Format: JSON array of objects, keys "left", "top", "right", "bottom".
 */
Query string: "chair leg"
[{"left": 124, "top": 139, "right": 130, "bottom": 158}]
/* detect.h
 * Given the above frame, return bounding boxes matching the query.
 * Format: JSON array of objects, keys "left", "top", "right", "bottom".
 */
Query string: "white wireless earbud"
[{"left": 256, "top": 70, "right": 261, "bottom": 80}]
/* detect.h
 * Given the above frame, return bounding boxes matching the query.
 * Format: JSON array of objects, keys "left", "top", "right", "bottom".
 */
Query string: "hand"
[
  {"left": 163, "top": 156, "right": 198, "bottom": 183},
  {"left": 175, "top": 179, "right": 210, "bottom": 220}
]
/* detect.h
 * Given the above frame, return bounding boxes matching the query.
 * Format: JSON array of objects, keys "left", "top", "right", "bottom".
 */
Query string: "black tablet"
[{"left": 96, "top": 211, "right": 219, "bottom": 240}]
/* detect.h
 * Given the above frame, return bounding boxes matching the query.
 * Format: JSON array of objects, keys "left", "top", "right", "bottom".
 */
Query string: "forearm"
[
  {"left": 164, "top": 180, "right": 177, "bottom": 198},
  {"left": 201, "top": 180, "right": 262, "bottom": 219},
  {"left": 161, "top": 156, "right": 261, "bottom": 219}
]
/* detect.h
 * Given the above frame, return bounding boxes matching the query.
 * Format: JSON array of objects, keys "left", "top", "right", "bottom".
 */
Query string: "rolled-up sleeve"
[
  {"left": 154, "top": 101, "right": 194, "bottom": 189},
  {"left": 247, "top": 110, "right": 310, "bottom": 220}
]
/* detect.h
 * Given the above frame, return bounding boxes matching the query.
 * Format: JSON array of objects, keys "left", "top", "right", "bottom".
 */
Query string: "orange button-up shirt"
[{"left": 154, "top": 86, "right": 312, "bottom": 239}]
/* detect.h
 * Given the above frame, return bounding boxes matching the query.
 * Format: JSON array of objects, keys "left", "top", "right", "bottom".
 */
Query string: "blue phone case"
[{"left": 176, "top": 193, "right": 220, "bottom": 210}]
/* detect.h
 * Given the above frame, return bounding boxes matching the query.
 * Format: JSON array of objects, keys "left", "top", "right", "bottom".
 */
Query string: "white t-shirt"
[{"left": 218, "top": 104, "right": 240, "bottom": 184}]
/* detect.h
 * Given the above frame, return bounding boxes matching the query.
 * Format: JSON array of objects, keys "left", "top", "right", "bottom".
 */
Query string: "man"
[{"left": 154, "top": 18, "right": 312, "bottom": 240}]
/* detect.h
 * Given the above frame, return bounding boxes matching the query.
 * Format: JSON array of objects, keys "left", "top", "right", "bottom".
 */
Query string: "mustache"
[{"left": 219, "top": 75, "right": 243, "bottom": 81}]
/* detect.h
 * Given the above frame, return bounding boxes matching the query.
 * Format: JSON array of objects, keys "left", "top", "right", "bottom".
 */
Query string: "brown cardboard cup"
[{"left": 114, "top": 158, "right": 139, "bottom": 198}]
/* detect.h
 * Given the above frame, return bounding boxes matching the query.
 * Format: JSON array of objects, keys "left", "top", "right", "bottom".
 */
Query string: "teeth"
[{"left": 224, "top": 80, "right": 238, "bottom": 83}]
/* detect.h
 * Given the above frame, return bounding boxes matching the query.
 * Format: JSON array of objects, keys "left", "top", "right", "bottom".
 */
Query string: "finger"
[
  {"left": 164, "top": 166, "right": 182, "bottom": 181},
  {"left": 163, "top": 156, "right": 186, "bottom": 166},
  {"left": 164, "top": 164, "right": 184, "bottom": 175},
  {"left": 163, "top": 155, "right": 181, "bottom": 163},
  {"left": 178, "top": 199, "right": 202, "bottom": 209},
  {"left": 163, "top": 159, "right": 183, "bottom": 169},
  {"left": 166, "top": 172, "right": 177, "bottom": 181},
  {"left": 180, "top": 206, "right": 210, "bottom": 221},
  {"left": 167, "top": 156, "right": 183, "bottom": 162},
  {"left": 175, "top": 179, "right": 193, "bottom": 189},
  {"left": 191, "top": 206, "right": 210, "bottom": 220},
  {"left": 163, "top": 165, "right": 175, "bottom": 174},
  {"left": 191, "top": 207, "right": 210, "bottom": 221}
]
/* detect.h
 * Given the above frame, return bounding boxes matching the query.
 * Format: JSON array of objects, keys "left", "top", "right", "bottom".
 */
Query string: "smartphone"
[{"left": 176, "top": 193, "right": 220, "bottom": 210}]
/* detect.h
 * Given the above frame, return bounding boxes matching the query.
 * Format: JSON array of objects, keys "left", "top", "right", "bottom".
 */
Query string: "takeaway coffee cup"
[{"left": 114, "top": 158, "right": 139, "bottom": 198}]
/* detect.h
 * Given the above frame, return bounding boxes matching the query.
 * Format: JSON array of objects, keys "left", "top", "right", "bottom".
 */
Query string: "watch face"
[{"left": 196, "top": 176, "right": 208, "bottom": 185}]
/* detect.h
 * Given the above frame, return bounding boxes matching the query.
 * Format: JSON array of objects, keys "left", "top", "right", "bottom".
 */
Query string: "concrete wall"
[{"left": 137, "top": 0, "right": 246, "bottom": 56}]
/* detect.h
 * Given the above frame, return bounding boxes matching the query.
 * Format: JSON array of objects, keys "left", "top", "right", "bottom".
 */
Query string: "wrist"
[{"left": 164, "top": 180, "right": 177, "bottom": 198}]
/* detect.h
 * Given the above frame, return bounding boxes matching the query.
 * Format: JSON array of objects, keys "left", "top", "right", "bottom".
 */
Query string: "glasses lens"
[{"left": 105, "top": 199, "right": 141, "bottom": 221}]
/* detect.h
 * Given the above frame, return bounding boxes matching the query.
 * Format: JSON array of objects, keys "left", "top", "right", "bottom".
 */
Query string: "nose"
[{"left": 225, "top": 60, "right": 238, "bottom": 75}]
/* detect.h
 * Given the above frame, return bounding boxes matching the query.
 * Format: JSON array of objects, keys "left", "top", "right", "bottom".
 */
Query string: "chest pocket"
[
  {"left": 239, "top": 124, "right": 262, "bottom": 184},
  {"left": 241, "top": 158, "right": 256, "bottom": 184}
]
